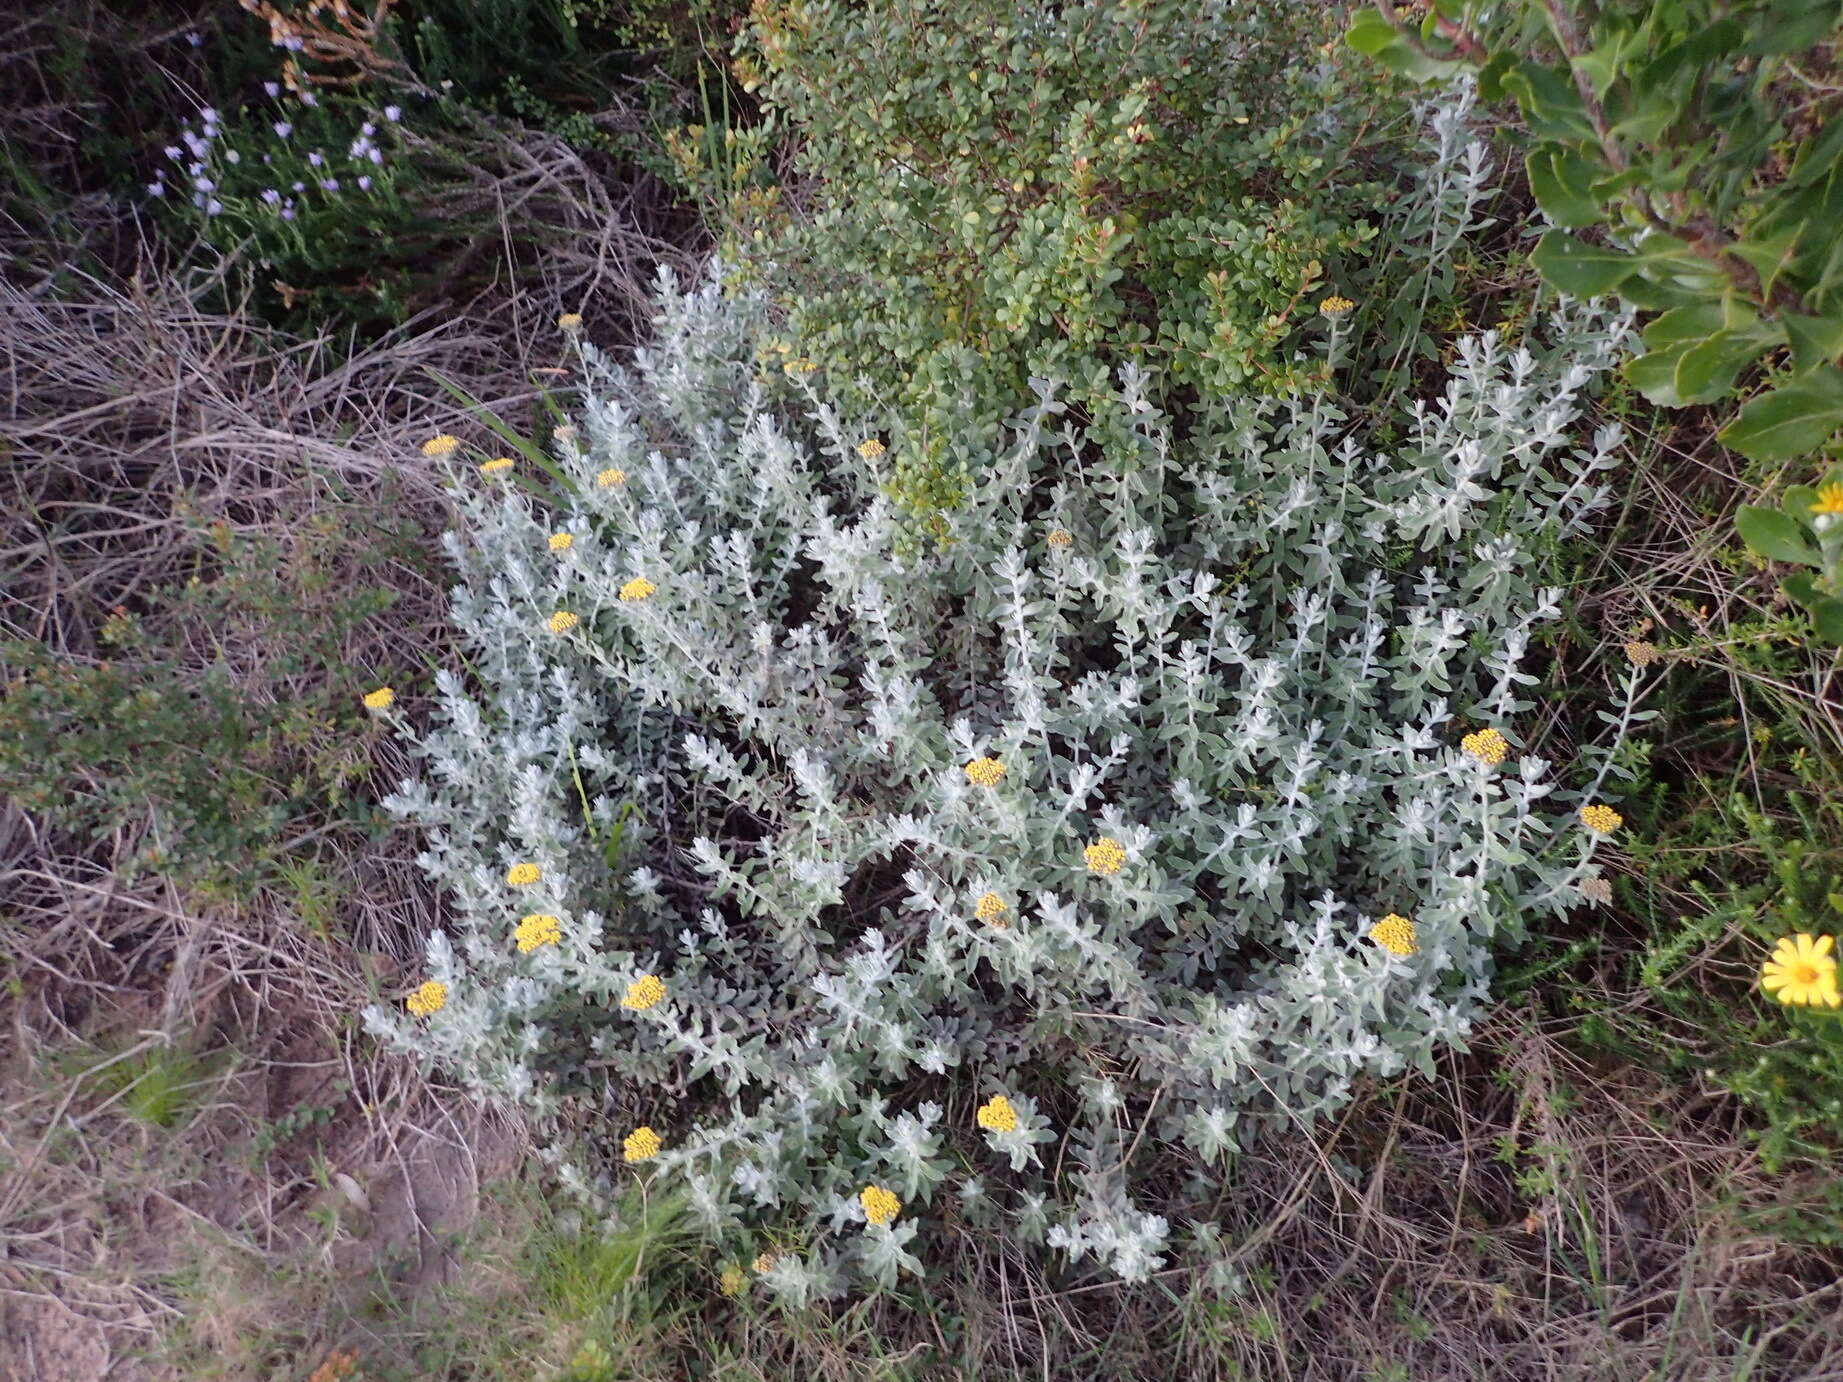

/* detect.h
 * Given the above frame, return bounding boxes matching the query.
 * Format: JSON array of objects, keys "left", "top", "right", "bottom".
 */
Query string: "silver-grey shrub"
[{"left": 371, "top": 127, "right": 1638, "bottom": 1295}]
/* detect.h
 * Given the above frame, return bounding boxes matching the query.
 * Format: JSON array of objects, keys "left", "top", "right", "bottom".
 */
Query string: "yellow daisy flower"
[
  {"left": 1460, "top": 727, "right": 1510, "bottom": 767},
  {"left": 1811, "top": 482, "right": 1843, "bottom": 516},
  {"left": 1046, "top": 528, "right": 1074, "bottom": 548},
  {"left": 547, "top": 610, "right": 580, "bottom": 634},
  {"left": 1084, "top": 838, "right": 1127, "bottom": 875},
  {"left": 1580, "top": 804, "right": 1623, "bottom": 834},
  {"left": 421, "top": 434, "right": 460, "bottom": 457},
  {"left": 1318, "top": 295, "right": 1355, "bottom": 316},
  {"left": 1761, "top": 933, "right": 1841, "bottom": 1008},
  {"left": 506, "top": 862, "right": 541, "bottom": 886},
  {"left": 362, "top": 686, "right": 395, "bottom": 711},
  {"left": 976, "top": 1095, "right": 1018, "bottom": 1133},
  {"left": 622, "top": 974, "right": 666, "bottom": 1010},
  {"left": 619, "top": 578, "right": 657, "bottom": 602},
  {"left": 479, "top": 457, "right": 515, "bottom": 475},
  {"left": 596, "top": 468, "right": 627, "bottom": 488},
  {"left": 752, "top": 1250, "right": 778, "bottom": 1274},
  {"left": 558, "top": 312, "right": 584, "bottom": 330},
  {"left": 964, "top": 756, "right": 1006, "bottom": 787},
  {"left": 857, "top": 438, "right": 886, "bottom": 460},
  {"left": 975, "top": 891, "right": 1009, "bottom": 927},
  {"left": 515, "top": 913, "right": 561, "bottom": 953},
  {"left": 1370, "top": 913, "right": 1418, "bottom": 957},
  {"left": 405, "top": 980, "right": 448, "bottom": 1017},
  {"left": 623, "top": 1126, "right": 663, "bottom": 1162},
  {"left": 1623, "top": 640, "right": 1661, "bottom": 667},
  {"left": 859, "top": 1184, "right": 901, "bottom": 1226},
  {"left": 548, "top": 532, "right": 574, "bottom": 552}
]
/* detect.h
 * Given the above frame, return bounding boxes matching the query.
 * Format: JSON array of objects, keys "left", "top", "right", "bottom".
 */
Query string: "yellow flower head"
[
  {"left": 1318, "top": 295, "right": 1356, "bottom": 317},
  {"left": 623, "top": 1126, "right": 663, "bottom": 1162},
  {"left": 1580, "top": 804, "right": 1623, "bottom": 834},
  {"left": 859, "top": 1184, "right": 901, "bottom": 1226},
  {"left": 479, "top": 457, "right": 515, "bottom": 475},
  {"left": 547, "top": 610, "right": 580, "bottom": 634},
  {"left": 752, "top": 1250, "right": 779, "bottom": 1274},
  {"left": 362, "top": 686, "right": 395, "bottom": 711},
  {"left": 975, "top": 891, "right": 1009, "bottom": 927},
  {"left": 1761, "top": 933, "right": 1841, "bottom": 1008},
  {"left": 1622, "top": 640, "right": 1661, "bottom": 667},
  {"left": 515, "top": 913, "right": 561, "bottom": 953},
  {"left": 506, "top": 862, "right": 542, "bottom": 887},
  {"left": 548, "top": 532, "right": 574, "bottom": 552},
  {"left": 1370, "top": 913, "right": 1418, "bottom": 957},
  {"left": 619, "top": 578, "right": 657, "bottom": 602},
  {"left": 558, "top": 312, "right": 584, "bottom": 330},
  {"left": 857, "top": 438, "right": 887, "bottom": 460},
  {"left": 719, "top": 1264, "right": 749, "bottom": 1296},
  {"left": 622, "top": 974, "right": 666, "bottom": 1010},
  {"left": 1084, "top": 837, "right": 1127, "bottom": 876},
  {"left": 405, "top": 979, "right": 448, "bottom": 1017},
  {"left": 596, "top": 467, "right": 627, "bottom": 488},
  {"left": 421, "top": 434, "right": 460, "bottom": 457},
  {"left": 1460, "top": 727, "right": 1510, "bottom": 767},
  {"left": 964, "top": 756, "right": 1006, "bottom": 787},
  {"left": 1046, "top": 528, "right": 1074, "bottom": 548},
  {"left": 1811, "top": 482, "right": 1843, "bottom": 516},
  {"left": 976, "top": 1095, "right": 1019, "bottom": 1133},
  {"left": 784, "top": 358, "right": 819, "bottom": 375}
]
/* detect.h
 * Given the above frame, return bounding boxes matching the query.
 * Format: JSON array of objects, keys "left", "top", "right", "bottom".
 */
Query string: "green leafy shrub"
[
  {"left": 718, "top": 0, "right": 1443, "bottom": 525},
  {"left": 1346, "top": 0, "right": 1843, "bottom": 634},
  {"left": 372, "top": 221, "right": 1638, "bottom": 1288}
]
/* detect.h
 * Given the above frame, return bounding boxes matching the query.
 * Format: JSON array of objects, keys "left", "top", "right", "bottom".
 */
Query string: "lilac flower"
[
  {"left": 361, "top": 122, "right": 375, "bottom": 137},
  {"left": 147, "top": 182, "right": 165, "bottom": 197},
  {"left": 200, "top": 107, "right": 218, "bottom": 124},
  {"left": 383, "top": 105, "right": 401, "bottom": 122},
  {"left": 186, "top": 31, "right": 202, "bottom": 46},
  {"left": 281, "top": 205, "right": 295, "bottom": 221},
  {"left": 194, "top": 176, "right": 215, "bottom": 192},
  {"left": 261, "top": 188, "right": 281, "bottom": 205},
  {"left": 274, "top": 122, "right": 293, "bottom": 138},
  {"left": 299, "top": 90, "right": 317, "bottom": 105},
  {"left": 224, "top": 149, "right": 240, "bottom": 165},
  {"left": 291, "top": 181, "right": 305, "bottom": 192},
  {"left": 264, "top": 81, "right": 280, "bottom": 98},
  {"left": 320, "top": 177, "right": 340, "bottom": 191},
  {"left": 283, "top": 36, "right": 305, "bottom": 52},
  {"left": 307, "top": 151, "right": 323, "bottom": 167},
  {"left": 356, "top": 175, "right": 372, "bottom": 191},
  {"left": 262, "top": 154, "right": 273, "bottom": 165},
  {"left": 164, "top": 145, "right": 182, "bottom": 160},
  {"left": 205, "top": 198, "right": 222, "bottom": 216},
  {"left": 368, "top": 148, "right": 383, "bottom": 165}
]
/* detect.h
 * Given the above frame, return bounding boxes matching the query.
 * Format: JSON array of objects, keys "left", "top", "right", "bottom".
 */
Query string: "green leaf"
[
  {"left": 1345, "top": 7, "right": 1462, "bottom": 81},
  {"left": 1721, "top": 372, "right": 1843, "bottom": 460},
  {"left": 1500, "top": 62, "right": 1597, "bottom": 141},
  {"left": 1624, "top": 344, "right": 1695, "bottom": 407},
  {"left": 1736, "top": 505, "right": 1820, "bottom": 566},
  {"left": 1727, "top": 231, "right": 1801, "bottom": 300},
  {"left": 1785, "top": 314, "right": 1843, "bottom": 374},
  {"left": 1531, "top": 230, "right": 1638, "bottom": 298},
  {"left": 1639, "top": 304, "right": 1725, "bottom": 349},
  {"left": 1673, "top": 331, "right": 1765, "bottom": 405},
  {"left": 1784, "top": 572, "right": 1822, "bottom": 609},
  {"left": 1813, "top": 598, "right": 1843, "bottom": 644},
  {"left": 1526, "top": 147, "right": 1604, "bottom": 228}
]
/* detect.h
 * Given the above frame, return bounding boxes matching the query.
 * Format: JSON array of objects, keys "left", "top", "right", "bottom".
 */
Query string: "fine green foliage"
[
  {"left": 722, "top": 0, "right": 1425, "bottom": 525},
  {"left": 1346, "top": 0, "right": 1843, "bottom": 635},
  {"left": 375, "top": 188, "right": 1639, "bottom": 1288}
]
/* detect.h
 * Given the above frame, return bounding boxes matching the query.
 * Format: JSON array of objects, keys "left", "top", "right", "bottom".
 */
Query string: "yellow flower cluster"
[
  {"left": 362, "top": 686, "right": 395, "bottom": 711},
  {"left": 479, "top": 457, "right": 515, "bottom": 475},
  {"left": 558, "top": 312, "right": 584, "bottom": 330},
  {"left": 856, "top": 438, "right": 886, "bottom": 460},
  {"left": 1318, "top": 295, "right": 1356, "bottom": 316},
  {"left": 1460, "top": 727, "right": 1510, "bottom": 767},
  {"left": 405, "top": 979, "right": 448, "bottom": 1016},
  {"left": 597, "top": 468, "right": 627, "bottom": 488},
  {"left": 783, "top": 358, "right": 819, "bottom": 375},
  {"left": 1762, "top": 933, "right": 1841, "bottom": 1008},
  {"left": 548, "top": 532, "right": 574, "bottom": 552},
  {"left": 1046, "top": 529, "right": 1074, "bottom": 548},
  {"left": 623, "top": 1126, "right": 662, "bottom": 1162},
  {"left": 976, "top": 1095, "right": 1018, "bottom": 1133},
  {"left": 1622, "top": 640, "right": 1661, "bottom": 667},
  {"left": 1580, "top": 804, "right": 1623, "bottom": 834},
  {"left": 1084, "top": 838, "right": 1127, "bottom": 875},
  {"left": 619, "top": 578, "right": 657, "bottom": 602},
  {"left": 548, "top": 610, "right": 580, "bottom": 634},
  {"left": 859, "top": 1184, "right": 901, "bottom": 1226},
  {"left": 622, "top": 974, "right": 666, "bottom": 1010},
  {"left": 975, "top": 891, "right": 1009, "bottom": 927},
  {"left": 506, "top": 862, "right": 542, "bottom": 886},
  {"left": 719, "top": 1265, "right": 749, "bottom": 1297},
  {"left": 1812, "top": 482, "right": 1843, "bottom": 516},
  {"left": 1370, "top": 913, "right": 1418, "bottom": 957},
  {"left": 963, "top": 756, "right": 1006, "bottom": 787},
  {"left": 421, "top": 434, "right": 460, "bottom": 457},
  {"left": 515, "top": 913, "right": 561, "bottom": 953},
  {"left": 752, "top": 1250, "right": 778, "bottom": 1274}
]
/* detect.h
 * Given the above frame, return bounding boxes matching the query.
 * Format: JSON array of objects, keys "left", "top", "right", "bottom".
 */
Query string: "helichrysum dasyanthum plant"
[{"left": 370, "top": 101, "right": 1640, "bottom": 1292}]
